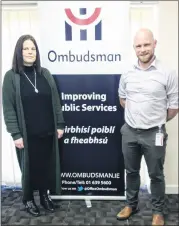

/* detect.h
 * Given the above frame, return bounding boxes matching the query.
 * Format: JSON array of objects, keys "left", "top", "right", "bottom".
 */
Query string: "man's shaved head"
[
  {"left": 133, "top": 28, "right": 157, "bottom": 65},
  {"left": 134, "top": 28, "right": 155, "bottom": 44}
]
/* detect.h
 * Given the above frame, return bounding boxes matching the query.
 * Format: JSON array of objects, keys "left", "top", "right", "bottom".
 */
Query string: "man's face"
[{"left": 133, "top": 32, "right": 157, "bottom": 64}]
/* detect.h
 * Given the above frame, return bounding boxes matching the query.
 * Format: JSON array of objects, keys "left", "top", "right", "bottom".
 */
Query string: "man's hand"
[
  {"left": 14, "top": 138, "right": 24, "bottom": 149},
  {"left": 57, "top": 129, "right": 64, "bottom": 139},
  {"left": 120, "top": 98, "right": 126, "bottom": 108},
  {"left": 167, "top": 108, "right": 178, "bottom": 122}
]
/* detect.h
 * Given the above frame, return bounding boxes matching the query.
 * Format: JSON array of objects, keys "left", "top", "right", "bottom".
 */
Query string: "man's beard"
[{"left": 138, "top": 53, "right": 154, "bottom": 64}]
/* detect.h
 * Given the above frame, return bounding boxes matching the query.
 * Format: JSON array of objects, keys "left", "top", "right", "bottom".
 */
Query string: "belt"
[{"left": 126, "top": 123, "right": 165, "bottom": 132}]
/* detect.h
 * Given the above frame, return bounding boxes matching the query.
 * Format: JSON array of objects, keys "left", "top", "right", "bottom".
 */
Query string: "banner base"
[
  {"left": 50, "top": 195, "right": 126, "bottom": 200},
  {"left": 85, "top": 200, "right": 92, "bottom": 208}
]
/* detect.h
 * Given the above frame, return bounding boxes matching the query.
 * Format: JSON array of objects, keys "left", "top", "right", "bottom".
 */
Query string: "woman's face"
[{"left": 22, "top": 39, "right": 37, "bottom": 66}]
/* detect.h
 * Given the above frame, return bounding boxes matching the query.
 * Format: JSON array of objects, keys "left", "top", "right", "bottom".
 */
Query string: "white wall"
[
  {"left": 1, "top": 7, "right": 39, "bottom": 187},
  {"left": 1, "top": 2, "right": 178, "bottom": 194},
  {"left": 158, "top": 1, "right": 178, "bottom": 194},
  {"left": 147, "top": 1, "right": 178, "bottom": 194}
]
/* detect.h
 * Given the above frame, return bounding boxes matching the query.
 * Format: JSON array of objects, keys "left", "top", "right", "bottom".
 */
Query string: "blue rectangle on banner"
[{"left": 53, "top": 74, "right": 125, "bottom": 196}]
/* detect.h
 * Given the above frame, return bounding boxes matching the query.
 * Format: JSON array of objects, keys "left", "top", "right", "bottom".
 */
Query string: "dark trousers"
[
  {"left": 23, "top": 135, "right": 54, "bottom": 201},
  {"left": 121, "top": 123, "right": 167, "bottom": 214}
]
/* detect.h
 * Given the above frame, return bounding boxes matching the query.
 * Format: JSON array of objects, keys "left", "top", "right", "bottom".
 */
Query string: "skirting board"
[{"left": 147, "top": 184, "right": 178, "bottom": 194}]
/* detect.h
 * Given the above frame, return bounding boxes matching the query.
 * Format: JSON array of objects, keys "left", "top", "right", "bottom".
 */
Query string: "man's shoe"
[
  {"left": 24, "top": 200, "right": 40, "bottom": 217},
  {"left": 152, "top": 214, "right": 164, "bottom": 226},
  {"left": 116, "top": 206, "right": 139, "bottom": 220},
  {"left": 40, "top": 193, "right": 55, "bottom": 213}
]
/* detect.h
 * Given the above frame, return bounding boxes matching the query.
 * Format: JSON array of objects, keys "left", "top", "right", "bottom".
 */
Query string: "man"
[{"left": 117, "top": 28, "right": 178, "bottom": 226}]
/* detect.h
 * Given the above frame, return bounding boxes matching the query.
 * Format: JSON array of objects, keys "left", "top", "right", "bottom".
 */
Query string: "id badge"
[{"left": 155, "top": 133, "right": 164, "bottom": 146}]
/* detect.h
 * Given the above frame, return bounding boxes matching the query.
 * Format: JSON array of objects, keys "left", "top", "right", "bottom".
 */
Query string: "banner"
[
  {"left": 39, "top": 1, "right": 130, "bottom": 197},
  {"left": 54, "top": 74, "right": 124, "bottom": 196}
]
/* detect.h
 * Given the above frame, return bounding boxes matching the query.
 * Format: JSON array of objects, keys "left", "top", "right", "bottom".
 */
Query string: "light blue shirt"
[{"left": 119, "top": 58, "right": 178, "bottom": 129}]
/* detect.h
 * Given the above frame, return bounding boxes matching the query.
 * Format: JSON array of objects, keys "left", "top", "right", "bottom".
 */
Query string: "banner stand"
[
  {"left": 39, "top": 1, "right": 130, "bottom": 204},
  {"left": 50, "top": 194, "right": 126, "bottom": 208},
  {"left": 51, "top": 194, "right": 126, "bottom": 201},
  {"left": 50, "top": 171, "right": 126, "bottom": 208}
]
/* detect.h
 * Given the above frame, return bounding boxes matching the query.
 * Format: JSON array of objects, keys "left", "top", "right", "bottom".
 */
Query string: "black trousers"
[
  {"left": 121, "top": 123, "right": 167, "bottom": 215},
  {"left": 24, "top": 134, "right": 53, "bottom": 201}
]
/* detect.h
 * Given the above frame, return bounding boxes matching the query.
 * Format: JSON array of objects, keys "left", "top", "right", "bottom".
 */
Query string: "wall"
[
  {"left": 147, "top": 1, "right": 178, "bottom": 194},
  {"left": 158, "top": 1, "right": 178, "bottom": 194},
  {"left": 1, "top": 2, "right": 178, "bottom": 194}
]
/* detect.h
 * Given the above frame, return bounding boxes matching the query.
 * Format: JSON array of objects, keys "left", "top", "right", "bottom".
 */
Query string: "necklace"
[{"left": 23, "top": 69, "right": 39, "bottom": 93}]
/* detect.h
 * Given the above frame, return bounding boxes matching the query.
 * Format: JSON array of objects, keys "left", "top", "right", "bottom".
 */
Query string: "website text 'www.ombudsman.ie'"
[
  {"left": 48, "top": 50, "right": 121, "bottom": 63},
  {"left": 61, "top": 172, "right": 120, "bottom": 179}
]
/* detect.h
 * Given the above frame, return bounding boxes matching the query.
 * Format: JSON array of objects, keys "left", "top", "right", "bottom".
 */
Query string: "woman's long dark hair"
[{"left": 12, "top": 34, "right": 41, "bottom": 75}]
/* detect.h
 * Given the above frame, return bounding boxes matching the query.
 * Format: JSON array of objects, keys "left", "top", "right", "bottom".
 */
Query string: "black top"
[{"left": 20, "top": 66, "right": 55, "bottom": 136}]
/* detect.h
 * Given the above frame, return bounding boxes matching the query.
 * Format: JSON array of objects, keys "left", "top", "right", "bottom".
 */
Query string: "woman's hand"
[
  {"left": 14, "top": 138, "right": 24, "bottom": 149},
  {"left": 57, "top": 129, "right": 64, "bottom": 139}
]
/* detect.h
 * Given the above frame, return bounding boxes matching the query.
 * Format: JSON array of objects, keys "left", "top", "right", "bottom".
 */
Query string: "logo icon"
[
  {"left": 77, "top": 186, "right": 84, "bottom": 191},
  {"left": 65, "top": 8, "right": 102, "bottom": 41}
]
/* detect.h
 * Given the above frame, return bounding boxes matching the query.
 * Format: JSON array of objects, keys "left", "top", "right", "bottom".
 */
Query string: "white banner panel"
[{"left": 38, "top": 1, "right": 130, "bottom": 74}]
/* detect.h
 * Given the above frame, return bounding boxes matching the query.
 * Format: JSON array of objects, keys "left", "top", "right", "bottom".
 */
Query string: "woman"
[{"left": 2, "top": 35, "right": 65, "bottom": 217}]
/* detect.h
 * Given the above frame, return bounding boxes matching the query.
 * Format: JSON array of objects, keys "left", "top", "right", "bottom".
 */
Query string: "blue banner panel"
[{"left": 53, "top": 74, "right": 125, "bottom": 196}]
